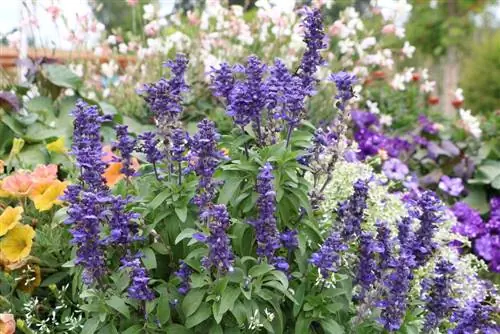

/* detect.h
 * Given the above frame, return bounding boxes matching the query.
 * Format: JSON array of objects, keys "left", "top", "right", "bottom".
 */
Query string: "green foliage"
[{"left": 461, "top": 31, "right": 500, "bottom": 114}]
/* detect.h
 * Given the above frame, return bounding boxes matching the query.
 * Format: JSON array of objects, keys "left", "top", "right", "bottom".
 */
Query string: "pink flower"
[
  {"left": 328, "top": 21, "right": 345, "bottom": 37},
  {"left": 31, "top": 164, "right": 58, "bottom": 184},
  {"left": 0, "top": 314, "right": 15, "bottom": 334},
  {"left": 127, "top": 0, "right": 139, "bottom": 6},
  {"left": 46, "top": 5, "right": 61, "bottom": 20},
  {"left": 381, "top": 24, "right": 396, "bottom": 35},
  {"left": 1, "top": 172, "right": 34, "bottom": 197},
  {"left": 187, "top": 11, "right": 200, "bottom": 26}
]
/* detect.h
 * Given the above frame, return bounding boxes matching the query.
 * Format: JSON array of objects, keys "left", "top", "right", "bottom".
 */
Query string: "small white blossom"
[
  {"left": 366, "top": 100, "right": 380, "bottom": 114},
  {"left": 420, "top": 80, "right": 436, "bottom": 93},
  {"left": 459, "top": 109, "right": 482, "bottom": 139},
  {"left": 402, "top": 41, "right": 416, "bottom": 58}
]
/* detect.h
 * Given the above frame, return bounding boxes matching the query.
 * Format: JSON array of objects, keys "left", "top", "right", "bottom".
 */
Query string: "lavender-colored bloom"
[
  {"left": 441, "top": 140, "right": 460, "bottom": 157},
  {"left": 272, "top": 256, "right": 290, "bottom": 272},
  {"left": 250, "top": 163, "right": 281, "bottom": 262},
  {"left": 69, "top": 100, "right": 111, "bottom": 190},
  {"left": 310, "top": 231, "right": 348, "bottom": 278},
  {"left": 355, "top": 232, "right": 383, "bottom": 300},
  {"left": 377, "top": 217, "right": 415, "bottom": 332},
  {"left": 63, "top": 100, "right": 111, "bottom": 285},
  {"left": 138, "top": 131, "right": 164, "bottom": 165},
  {"left": 106, "top": 195, "right": 140, "bottom": 246},
  {"left": 120, "top": 252, "right": 155, "bottom": 301},
  {"left": 114, "top": 125, "right": 137, "bottom": 178},
  {"left": 351, "top": 111, "right": 379, "bottom": 129},
  {"left": 186, "top": 119, "right": 226, "bottom": 209},
  {"left": 266, "top": 59, "right": 307, "bottom": 126},
  {"left": 170, "top": 128, "right": 189, "bottom": 162},
  {"left": 338, "top": 179, "right": 369, "bottom": 240},
  {"left": 451, "top": 202, "right": 484, "bottom": 238},
  {"left": 175, "top": 261, "right": 192, "bottom": 295},
  {"left": 280, "top": 229, "right": 299, "bottom": 250},
  {"left": 198, "top": 204, "right": 234, "bottom": 274},
  {"left": 329, "top": 71, "right": 357, "bottom": 111},
  {"left": 376, "top": 221, "right": 393, "bottom": 272},
  {"left": 413, "top": 191, "right": 444, "bottom": 266},
  {"left": 64, "top": 191, "right": 108, "bottom": 285},
  {"left": 490, "top": 197, "right": 500, "bottom": 221},
  {"left": 475, "top": 234, "right": 500, "bottom": 272},
  {"left": 210, "top": 62, "right": 235, "bottom": 101},
  {"left": 227, "top": 56, "right": 267, "bottom": 128},
  {"left": 439, "top": 176, "right": 464, "bottom": 197},
  {"left": 449, "top": 302, "right": 500, "bottom": 333},
  {"left": 421, "top": 260, "right": 457, "bottom": 332},
  {"left": 298, "top": 7, "right": 326, "bottom": 94},
  {"left": 418, "top": 114, "right": 439, "bottom": 135},
  {"left": 138, "top": 53, "right": 189, "bottom": 123},
  {"left": 382, "top": 158, "right": 409, "bottom": 181}
]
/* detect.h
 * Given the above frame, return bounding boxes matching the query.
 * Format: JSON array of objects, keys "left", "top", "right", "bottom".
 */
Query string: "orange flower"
[
  {"left": 102, "top": 145, "right": 140, "bottom": 187},
  {"left": 0, "top": 313, "right": 15, "bottom": 334},
  {"left": 1, "top": 172, "right": 34, "bottom": 197}
]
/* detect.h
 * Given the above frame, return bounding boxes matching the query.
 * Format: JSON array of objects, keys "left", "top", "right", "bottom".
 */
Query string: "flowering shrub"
[{"left": 0, "top": 2, "right": 499, "bottom": 334}]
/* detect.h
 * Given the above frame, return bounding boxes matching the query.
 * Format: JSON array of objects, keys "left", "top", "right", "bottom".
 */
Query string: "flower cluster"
[
  {"left": 250, "top": 163, "right": 288, "bottom": 271},
  {"left": 186, "top": 119, "right": 226, "bottom": 210},
  {"left": 114, "top": 125, "right": 137, "bottom": 178}
]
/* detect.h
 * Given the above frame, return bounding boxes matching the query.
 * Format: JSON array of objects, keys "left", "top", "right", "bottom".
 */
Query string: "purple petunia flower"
[
  {"left": 418, "top": 114, "right": 439, "bottom": 135},
  {"left": 451, "top": 202, "right": 485, "bottom": 238},
  {"left": 382, "top": 158, "right": 409, "bottom": 181},
  {"left": 439, "top": 176, "right": 464, "bottom": 197}
]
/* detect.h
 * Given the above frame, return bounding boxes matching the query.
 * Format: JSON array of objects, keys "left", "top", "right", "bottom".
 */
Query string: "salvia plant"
[{"left": 0, "top": 5, "right": 499, "bottom": 334}]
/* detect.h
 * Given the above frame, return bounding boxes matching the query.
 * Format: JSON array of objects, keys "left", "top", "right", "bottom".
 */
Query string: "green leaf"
[
  {"left": 81, "top": 317, "right": 100, "bottom": 334},
  {"left": 185, "top": 303, "right": 211, "bottom": 328},
  {"left": 295, "top": 313, "right": 310, "bottom": 333},
  {"left": 492, "top": 175, "right": 500, "bottom": 189},
  {"left": 25, "top": 96, "right": 55, "bottom": 115},
  {"left": 148, "top": 189, "right": 171, "bottom": 210},
  {"left": 175, "top": 228, "right": 198, "bottom": 244},
  {"left": 122, "top": 325, "right": 143, "bottom": 334},
  {"left": 165, "top": 324, "right": 192, "bottom": 334},
  {"left": 141, "top": 247, "right": 157, "bottom": 270},
  {"left": 40, "top": 271, "right": 67, "bottom": 287},
  {"left": 248, "top": 263, "right": 274, "bottom": 277},
  {"left": 209, "top": 323, "right": 223, "bottom": 334},
  {"left": 43, "top": 64, "right": 82, "bottom": 89},
  {"left": 106, "top": 296, "right": 130, "bottom": 319},
  {"left": 175, "top": 206, "right": 188, "bottom": 222},
  {"left": 182, "top": 289, "right": 205, "bottom": 317},
  {"left": 218, "top": 177, "right": 242, "bottom": 205},
  {"left": 98, "top": 323, "right": 119, "bottom": 334},
  {"left": 157, "top": 290, "right": 171, "bottom": 325},
  {"left": 463, "top": 186, "right": 489, "bottom": 214},
  {"left": 220, "top": 286, "right": 241, "bottom": 314},
  {"left": 320, "top": 319, "right": 344, "bottom": 334}
]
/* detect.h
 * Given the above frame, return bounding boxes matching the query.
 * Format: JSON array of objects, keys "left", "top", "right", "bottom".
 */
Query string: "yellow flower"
[
  {"left": 10, "top": 138, "right": 25, "bottom": 155},
  {"left": 0, "top": 224, "right": 35, "bottom": 262},
  {"left": 31, "top": 180, "right": 68, "bottom": 211},
  {"left": 0, "top": 207, "right": 23, "bottom": 237},
  {"left": 46, "top": 137, "right": 66, "bottom": 154}
]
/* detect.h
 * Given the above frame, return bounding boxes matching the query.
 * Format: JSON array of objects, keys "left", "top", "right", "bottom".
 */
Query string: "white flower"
[
  {"left": 380, "top": 114, "right": 393, "bottom": 126},
  {"left": 264, "top": 308, "right": 275, "bottom": 322},
  {"left": 360, "top": 36, "right": 376, "bottom": 49},
  {"left": 107, "top": 35, "right": 116, "bottom": 45},
  {"left": 101, "top": 60, "right": 118, "bottom": 78},
  {"left": 391, "top": 74, "right": 406, "bottom": 91},
  {"left": 459, "top": 109, "right": 482, "bottom": 139},
  {"left": 143, "top": 4, "right": 155, "bottom": 20},
  {"left": 454, "top": 88, "right": 464, "bottom": 102},
  {"left": 118, "top": 43, "right": 128, "bottom": 54},
  {"left": 339, "top": 39, "right": 355, "bottom": 54},
  {"left": 421, "top": 68, "right": 429, "bottom": 81},
  {"left": 366, "top": 100, "right": 380, "bottom": 114},
  {"left": 64, "top": 89, "right": 75, "bottom": 96},
  {"left": 402, "top": 41, "right": 416, "bottom": 58},
  {"left": 420, "top": 80, "right": 436, "bottom": 93},
  {"left": 403, "top": 67, "right": 415, "bottom": 82},
  {"left": 395, "top": 27, "right": 406, "bottom": 38}
]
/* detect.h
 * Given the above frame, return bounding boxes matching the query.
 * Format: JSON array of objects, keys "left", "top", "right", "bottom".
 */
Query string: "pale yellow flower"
[
  {"left": 0, "top": 207, "right": 23, "bottom": 237},
  {"left": 46, "top": 137, "right": 66, "bottom": 154},
  {"left": 0, "top": 224, "right": 36, "bottom": 262},
  {"left": 31, "top": 180, "right": 68, "bottom": 211}
]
